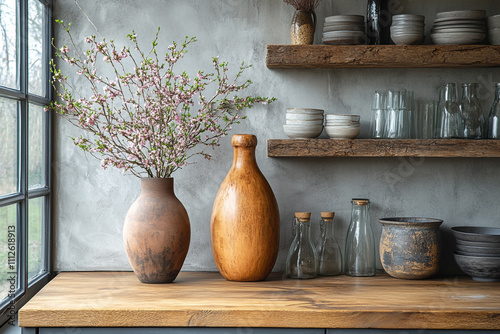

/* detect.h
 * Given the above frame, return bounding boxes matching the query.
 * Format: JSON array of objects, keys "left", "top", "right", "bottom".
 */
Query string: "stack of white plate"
[
  {"left": 487, "top": 14, "right": 500, "bottom": 45},
  {"left": 390, "top": 14, "right": 425, "bottom": 45},
  {"left": 431, "top": 10, "right": 486, "bottom": 45},
  {"left": 322, "top": 15, "right": 367, "bottom": 45},
  {"left": 324, "top": 114, "right": 360, "bottom": 139},
  {"left": 283, "top": 108, "right": 324, "bottom": 139}
]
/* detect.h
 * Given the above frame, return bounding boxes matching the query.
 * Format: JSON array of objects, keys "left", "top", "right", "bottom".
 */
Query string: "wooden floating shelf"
[
  {"left": 266, "top": 44, "right": 500, "bottom": 69},
  {"left": 267, "top": 139, "right": 500, "bottom": 158}
]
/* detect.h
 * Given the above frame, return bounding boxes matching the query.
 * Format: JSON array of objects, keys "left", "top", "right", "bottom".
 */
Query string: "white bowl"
[
  {"left": 489, "top": 30, "right": 500, "bottom": 45},
  {"left": 431, "top": 32, "right": 485, "bottom": 44},
  {"left": 286, "top": 119, "right": 324, "bottom": 125},
  {"left": 325, "top": 114, "right": 360, "bottom": 121},
  {"left": 286, "top": 108, "right": 324, "bottom": 115},
  {"left": 283, "top": 124, "right": 323, "bottom": 139},
  {"left": 286, "top": 113, "right": 324, "bottom": 121},
  {"left": 326, "top": 121, "right": 360, "bottom": 126},
  {"left": 325, "top": 125, "right": 360, "bottom": 139},
  {"left": 488, "top": 15, "right": 500, "bottom": 29},
  {"left": 393, "top": 14, "right": 425, "bottom": 21},
  {"left": 392, "top": 33, "right": 424, "bottom": 45}
]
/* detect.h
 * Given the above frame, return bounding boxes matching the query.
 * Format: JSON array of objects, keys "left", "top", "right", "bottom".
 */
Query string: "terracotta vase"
[
  {"left": 123, "top": 178, "right": 190, "bottom": 283},
  {"left": 211, "top": 134, "right": 280, "bottom": 281},
  {"left": 290, "top": 10, "right": 317, "bottom": 45}
]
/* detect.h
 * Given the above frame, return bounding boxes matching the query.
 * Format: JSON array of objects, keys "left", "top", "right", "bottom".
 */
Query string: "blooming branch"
[{"left": 48, "top": 21, "right": 276, "bottom": 178}]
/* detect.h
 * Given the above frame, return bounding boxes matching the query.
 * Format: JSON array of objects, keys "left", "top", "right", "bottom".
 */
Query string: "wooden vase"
[
  {"left": 123, "top": 178, "right": 190, "bottom": 283},
  {"left": 211, "top": 134, "right": 280, "bottom": 281}
]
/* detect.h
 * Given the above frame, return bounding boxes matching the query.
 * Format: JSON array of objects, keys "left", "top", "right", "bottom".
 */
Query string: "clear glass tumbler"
[
  {"left": 488, "top": 83, "right": 500, "bottom": 139},
  {"left": 438, "top": 83, "right": 460, "bottom": 138},
  {"left": 460, "top": 83, "right": 485, "bottom": 139},
  {"left": 370, "top": 91, "right": 386, "bottom": 138}
]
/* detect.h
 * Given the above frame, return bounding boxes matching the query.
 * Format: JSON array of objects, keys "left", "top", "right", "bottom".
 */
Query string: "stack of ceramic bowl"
[
  {"left": 451, "top": 226, "right": 500, "bottom": 282},
  {"left": 487, "top": 14, "right": 500, "bottom": 45},
  {"left": 322, "top": 15, "right": 366, "bottom": 45},
  {"left": 283, "top": 108, "right": 324, "bottom": 139},
  {"left": 390, "top": 14, "right": 425, "bottom": 45},
  {"left": 431, "top": 10, "right": 486, "bottom": 45},
  {"left": 324, "top": 114, "right": 360, "bottom": 139}
]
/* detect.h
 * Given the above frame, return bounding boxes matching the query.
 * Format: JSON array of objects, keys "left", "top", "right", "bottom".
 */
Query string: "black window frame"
[{"left": 0, "top": 0, "right": 53, "bottom": 326}]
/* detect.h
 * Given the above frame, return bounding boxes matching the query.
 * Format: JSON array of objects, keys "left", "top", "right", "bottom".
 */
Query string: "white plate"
[
  {"left": 433, "top": 18, "right": 485, "bottom": 25},
  {"left": 323, "top": 31, "right": 366, "bottom": 38},
  {"left": 432, "top": 27, "right": 485, "bottom": 33},
  {"left": 393, "top": 14, "right": 425, "bottom": 21},
  {"left": 323, "top": 24, "right": 364, "bottom": 32},
  {"left": 431, "top": 32, "right": 486, "bottom": 44},
  {"left": 436, "top": 10, "right": 486, "bottom": 20},
  {"left": 325, "top": 15, "right": 364, "bottom": 24}
]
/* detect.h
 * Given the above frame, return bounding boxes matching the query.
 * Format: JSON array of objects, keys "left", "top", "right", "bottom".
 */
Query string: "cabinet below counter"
[{"left": 19, "top": 272, "right": 500, "bottom": 331}]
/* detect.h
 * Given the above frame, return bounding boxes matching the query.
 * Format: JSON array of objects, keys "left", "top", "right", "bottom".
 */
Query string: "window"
[{"left": 0, "top": 0, "right": 52, "bottom": 326}]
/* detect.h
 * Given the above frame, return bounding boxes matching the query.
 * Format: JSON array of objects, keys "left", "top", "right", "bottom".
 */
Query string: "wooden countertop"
[{"left": 19, "top": 271, "right": 500, "bottom": 329}]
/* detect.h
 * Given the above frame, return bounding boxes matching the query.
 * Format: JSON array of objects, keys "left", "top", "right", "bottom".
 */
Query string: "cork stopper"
[
  {"left": 231, "top": 134, "right": 257, "bottom": 148},
  {"left": 295, "top": 212, "right": 311, "bottom": 221},
  {"left": 321, "top": 212, "right": 335, "bottom": 220},
  {"left": 352, "top": 198, "right": 370, "bottom": 205}
]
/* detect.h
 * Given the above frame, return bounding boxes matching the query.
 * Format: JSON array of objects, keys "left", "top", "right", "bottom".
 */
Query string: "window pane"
[
  {"left": 0, "top": 205, "right": 18, "bottom": 302},
  {"left": 28, "top": 0, "right": 44, "bottom": 96},
  {"left": 28, "top": 103, "right": 46, "bottom": 189},
  {"left": 28, "top": 196, "right": 44, "bottom": 281},
  {"left": 0, "top": 98, "right": 18, "bottom": 195},
  {"left": 0, "top": 0, "right": 18, "bottom": 90}
]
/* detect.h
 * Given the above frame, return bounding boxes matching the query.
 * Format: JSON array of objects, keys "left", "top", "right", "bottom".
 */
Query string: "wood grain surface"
[
  {"left": 266, "top": 44, "right": 500, "bottom": 68},
  {"left": 19, "top": 272, "right": 500, "bottom": 329},
  {"left": 267, "top": 139, "right": 500, "bottom": 158}
]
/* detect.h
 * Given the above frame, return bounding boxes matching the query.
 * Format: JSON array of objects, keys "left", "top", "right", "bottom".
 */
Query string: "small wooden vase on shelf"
[{"left": 211, "top": 134, "right": 280, "bottom": 281}]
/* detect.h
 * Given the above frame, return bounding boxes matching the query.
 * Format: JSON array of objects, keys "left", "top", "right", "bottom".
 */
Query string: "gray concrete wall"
[{"left": 52, "top": 0, "right": 500, "bottom": 275}]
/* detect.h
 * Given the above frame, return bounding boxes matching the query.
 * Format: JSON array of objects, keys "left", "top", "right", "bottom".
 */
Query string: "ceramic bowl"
[
  {"left": 489, "top": 29, "right": 500, "bottom": 45},
  {"left": 430, "top": 32, "right": 485, "bottom": 45},
  {"left": 456, "top": 244, "right": 500, "bottom": 255},
  {"left": 286, "top": 108, "right": 324, "bottom": 115},
  {"left": 286, "top": 113, "right": 324, "bottom": 121},
  {"left": 488, "top": 15, "right": 500, "bottom": 29},
  {"left": 391, "top": 33, "right": 424, "bottom": 45},
  {"left": 393, "top": 14, "right": 425, "bottom": 21},
  {"left": 453, "top": 252, "right": 500, "bottom": 282},
  {"left": 286, "top": 119, "right": 324, "bottom": 125},
  {"left": 326, "top": 121, "right": 360, "bottom": 126},
  {"left": 324, "top": 125, "right": 360, "bottom": 139},
  {"left": 436, "top": 10, "right": 486, "bottom": 20},
  {"left": 283, "top": 124, "right": 323, "bottom": 139},
  {"left": 451, "top": 226, "right": 500, "bottom": 243},
  {"left": 325, "top": 114, "right": 360, "bottom": 121},
  {"left": 456, "top": 239, "right": 500, "bottom": 248}
]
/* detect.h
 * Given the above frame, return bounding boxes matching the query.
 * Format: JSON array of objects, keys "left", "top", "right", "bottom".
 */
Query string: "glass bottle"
[
  {"left": 366, "top": 0, "right": 391, "bottom": 45},
  {"left": 316, "top": 212, "right": 342, "bottom": 276},
  {"left": 488, "top": 83, "right": 500, "bottom": 139},
  {"left": 460, "top": 83, "right": 485, "bottom": 139},
  {"left": 344, "top": 199, "right": 376, "bottom": 277},
  {"left": 438, "top": 83, "right": 460, "bottom": 138},
  {"left": 286, "top": 212, "right": 317, "bottom": 279}
]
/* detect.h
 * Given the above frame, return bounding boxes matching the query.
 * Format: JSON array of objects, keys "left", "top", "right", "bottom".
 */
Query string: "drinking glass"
[{"left": 438, "top": 83, "right": 460, "bottom": 138}]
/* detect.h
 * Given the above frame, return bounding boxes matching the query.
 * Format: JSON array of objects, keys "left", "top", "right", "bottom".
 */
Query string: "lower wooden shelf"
[
  {"left": 18, "top": 272, "right": 500, "bottom": 330},
  {"left": 267, "top": 139, "right": 500, "bottom": 158}
]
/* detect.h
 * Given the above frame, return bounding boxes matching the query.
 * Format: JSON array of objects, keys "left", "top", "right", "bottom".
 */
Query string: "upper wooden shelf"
[
  {"left": 267, "top": 139, "right": 500, "bottom": 158},
  {"left": 266, "top": 44, "right": 500, "bottom": 69}
]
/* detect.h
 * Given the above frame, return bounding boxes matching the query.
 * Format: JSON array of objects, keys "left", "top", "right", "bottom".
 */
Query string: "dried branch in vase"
[{"left": 283, "top": 0, "right": 321, "bottom": 12}]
